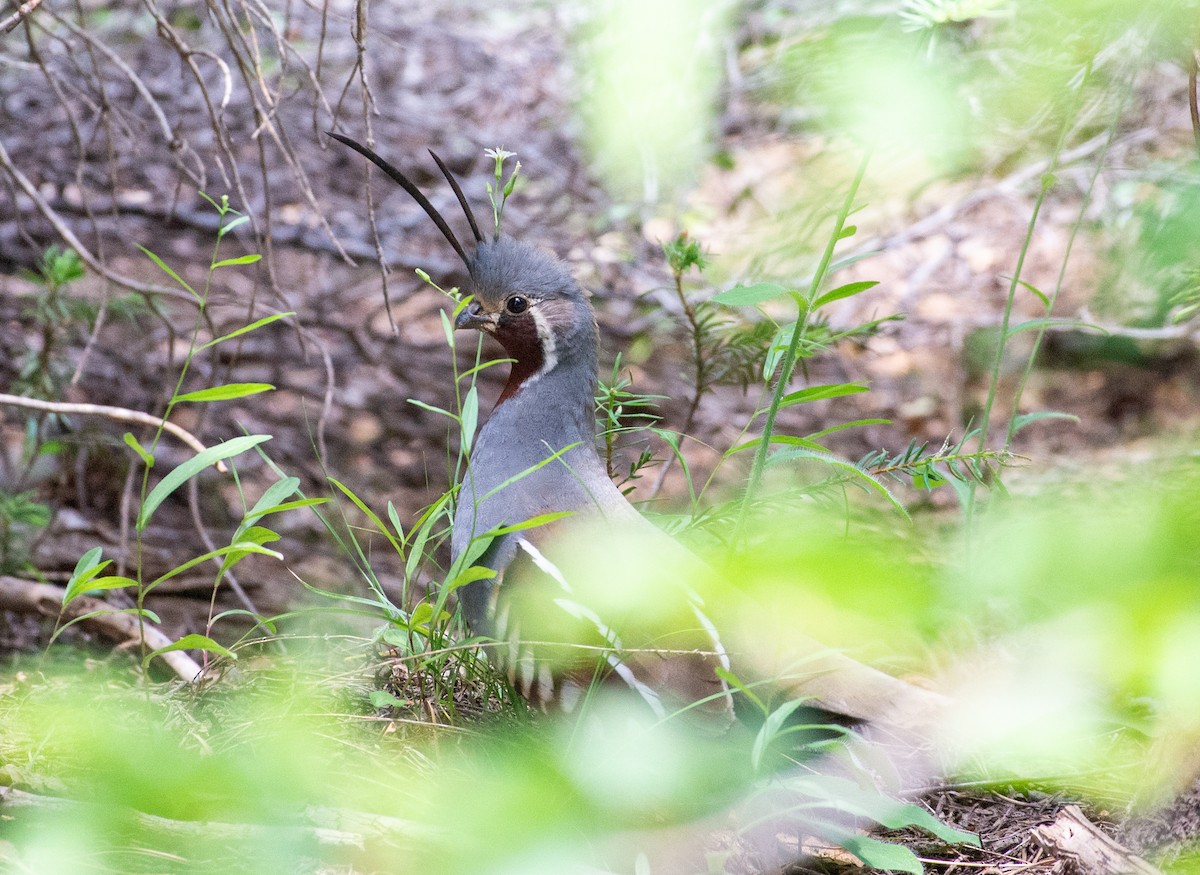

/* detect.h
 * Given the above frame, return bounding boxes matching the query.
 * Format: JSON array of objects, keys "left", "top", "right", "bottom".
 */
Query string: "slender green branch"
[
  {"left": 1006, "top": 62, "right": 1120, "bottom": 448},
  {"left": 737, "top": 147, "right": 873, "bottom": 535},
  {"left": 966, "top": 66, "right": 1089, "bottom": 520}
]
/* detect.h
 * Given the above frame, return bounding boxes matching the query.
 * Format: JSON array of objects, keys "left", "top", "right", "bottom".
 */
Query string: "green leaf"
[
  {"left": 230, "top": 525, "right": 280, "bottom": 547},
  {"left": 445, "top": 564, "right": 497, "bottom": 593},
  {"left": 729, "top": 419, "right": 889, "bottom": 457},
  {"left": 769, "top": 448, "right": 910, "bottom": 521},
  {"left": 751, "top": 697, "right": 815, "bottom": 772},
  {"left": 328, "top": 478, "right": 404, "bottom": 556},
  {"left": 836, "top": 223, "right": 858, "bottom": 240},
  {"left": 711, "top": 282, "right": 790, "bottom": 307},
  {"left": 461, "top": 385, "right": 479, "bottom": 454},
  {"left": 912, "top": 466, "right": 947, "bottom": 490},
  {"left": 210, "top": 608, "right": 276, "bottom": 634},
  {"left": 1015, "top": 278, "right": 1049, "bottom": 308},
  {"left": 1004, "top": 317, "right": 1107, "bottom": 340},
  {"left": 70, "top": 575, "right": 137, "bottom": 596},
  {"left": 369, "top": 689, "right": 405, "bottom": 709},
  {"left": 137, "top": 245, "right": 197, "bottom": 300},
  {"left": 840, "top": 835, "right": 923, "bottom": 874},
  {"left": 174, "top": 383, "right": 274, "bottom": 403},
  {"left": 486, "top": 511, "right": 574, "bottom": 537},
  {"left": 812, "top": 280, "right": 878, "bottom": 310},
  {"left": 245, "top": 497, "right": 325, "bottom": 523},
  {"left": 146, "top": 542, "right": 283, "bottom": 592},
  {"left": 728, "top": 434, "right": 830, "bottom": 456},
  {"left": 458, "top": 358, "right": 512, "bottom": 383},
  {"left": 68, "top": 546, "right": 105, "bottom": 581},
  {"left": 825, "top": 250, "right": 880, "bottom": 276},
  {"left": 791, "top": 774, "right": 979, "bottom": 847},
  {"left": 49, "top": 607, "right": 161, "bottom": 646},
  {"left": 217, "top": 214, "right": 250, "bottom": 238},
  {"left": 404, "top": 491, "right": 451, "bottom": 583},
  {"left": 143, "top": 633, "right": 236, "bottom": 670},
  {"left": 245, "top": 476, "right": 301, "bottom": 521},
  {"left": 407, "top": 398, "right": 456, "bottom": 420},
  {"left": 767, "top": 382, "right": 869, "bottom": 414},
  {"left": 137, "top": 435, "right": 271, "bottom": 531},
  {"left": 198, "top": 191, "right": 229, "bottom": 213},
  {"left": 479, "top": 444, "right": 583, "bottom": 503},
  {"left": 409, "top": 601, "right": 435, "bottom": 629},
  {"left": 1010, "top": 410, "right": 1080, "bottom": 436},
  {"left": 123, "top": 432, "right": 155, "bottom": 468},
  {"left": 196, "top": 312, "right": 294, "bottom": 352},
  {"left": 803, "top": 418, "right": 891, "bottom": 441},
  {"left": 211, "top": 253, "right": 262, "bottom": 268},
  {"left": 63, "top": 547, "right": 111, "bottom": 607}
]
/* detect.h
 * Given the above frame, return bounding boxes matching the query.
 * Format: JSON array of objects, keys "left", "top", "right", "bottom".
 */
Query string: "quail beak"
[{"left": 454, "top": 301, "right": 497, "bottom": 332}]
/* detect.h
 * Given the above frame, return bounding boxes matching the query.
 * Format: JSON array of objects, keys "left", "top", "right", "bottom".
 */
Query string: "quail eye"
[{"left": 505, "top": 295, "right": 530, "bottom": 315}]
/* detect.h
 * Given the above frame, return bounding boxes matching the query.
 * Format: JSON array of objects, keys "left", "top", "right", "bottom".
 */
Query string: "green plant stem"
[
  {"left": 737, "top": 148, "right": 872, "bottom": 536},
  {"left": 965, "top": 65, "right": 1088, "bottom": 520},
  {"left": 672, "top": 266, "right": 707, "bottom": 437},
  {"left": 1006, "top": 63, "right": 1118, "bottom": 448},
  {"left": 134, "top": 207, "right": 229, "bottom": 669}
]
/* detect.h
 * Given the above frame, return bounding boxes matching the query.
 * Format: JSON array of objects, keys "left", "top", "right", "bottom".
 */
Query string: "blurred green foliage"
[{"left": 4, "top": 458, "right": 1197, "bottom": 869}]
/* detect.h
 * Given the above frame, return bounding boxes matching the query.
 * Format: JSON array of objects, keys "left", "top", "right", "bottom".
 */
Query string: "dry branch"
[
  {"left": 1034, "top": 805, "right": 1163, "bottom": 875},
  {"left": 0, "top": 0, "right": 41, "bottom": 34},
  {"left": 0, "top": 392, "right": 228, "bottom": 473},
  {"left": 0, "top": 576, "right": 203, "bottom": 682}
]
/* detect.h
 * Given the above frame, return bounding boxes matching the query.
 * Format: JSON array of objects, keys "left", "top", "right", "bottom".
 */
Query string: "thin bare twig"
[
  {"left": 0, "top": 136, "right": 198, "bottom": 304},
  {"left": 0, "top": 0, "right": 42, "bottom": 34},
  {"left": 0, "top": 393, "right": 229, "bottom": 472}
]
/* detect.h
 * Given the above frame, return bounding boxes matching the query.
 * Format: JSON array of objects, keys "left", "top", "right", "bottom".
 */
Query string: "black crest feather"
[
  {"left": 326, "top": 131, "right": 472, "bottom": 270},
  {"left": 428, "top": 149, "right": 484, "bottom": 245}
]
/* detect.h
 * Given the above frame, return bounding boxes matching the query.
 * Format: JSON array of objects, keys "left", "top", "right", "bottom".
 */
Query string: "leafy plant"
[
  {"left": 0, "top": 489, "right": 50, "bottom": 574},
  {"left": 35, "top": 194, "right": 309, "bottom": 674},
  {"left": 14, "top": 246, "right": 86, "bottom": 402},
  {"left": 595, "top": 354, "right": 663, "bottom": 488}
]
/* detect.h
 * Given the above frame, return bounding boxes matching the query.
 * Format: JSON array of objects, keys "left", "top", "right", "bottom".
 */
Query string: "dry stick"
[
  {"left": 347, "top": 0, "right": 399, "bottom": 336},
  {"left": 148, "top": 0, "right": 343, "bottom": 462},
  {"left": 1033, "top": 806, "right": 1163, "bottom": 875},
  {"left": 0, "top": 137, "right": 195, "bottom": 305},
  {"left": 23, "top": 193, "right": 398, "bottom": 262},
  {"left": 0, "top": 576, "right": 203, "bottom": 682},
  {"left": 45, "top": 9, "right": 181, "bottom": 152},
  {"left": 0, "top": 0, "right": 41, "bottom": 33},
  {"left": 0, "top": 393, "right": 229, "bottom": 473}
]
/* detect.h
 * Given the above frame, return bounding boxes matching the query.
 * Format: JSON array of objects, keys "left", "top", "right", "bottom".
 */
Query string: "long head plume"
[
  {"left": 428, "top": 149, "right": 484, "bottom": 246},
  {"left": 326, "top": 131, "right": 476, "bottom": 271}
]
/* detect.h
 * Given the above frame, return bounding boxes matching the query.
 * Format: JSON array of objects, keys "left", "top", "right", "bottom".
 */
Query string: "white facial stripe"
[{"left": 529, "top": 307, "right": 558, "bottom": 375}]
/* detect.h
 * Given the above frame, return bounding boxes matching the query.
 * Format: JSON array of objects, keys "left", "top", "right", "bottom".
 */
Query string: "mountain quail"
[{"left": 328, "top": 133, "right": 944, "bottom": 728}]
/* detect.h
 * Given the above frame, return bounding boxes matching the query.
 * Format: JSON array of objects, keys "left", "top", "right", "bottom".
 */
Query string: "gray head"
[{"left": 327, "top": 133, "right": 597, "bottom": 405}]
